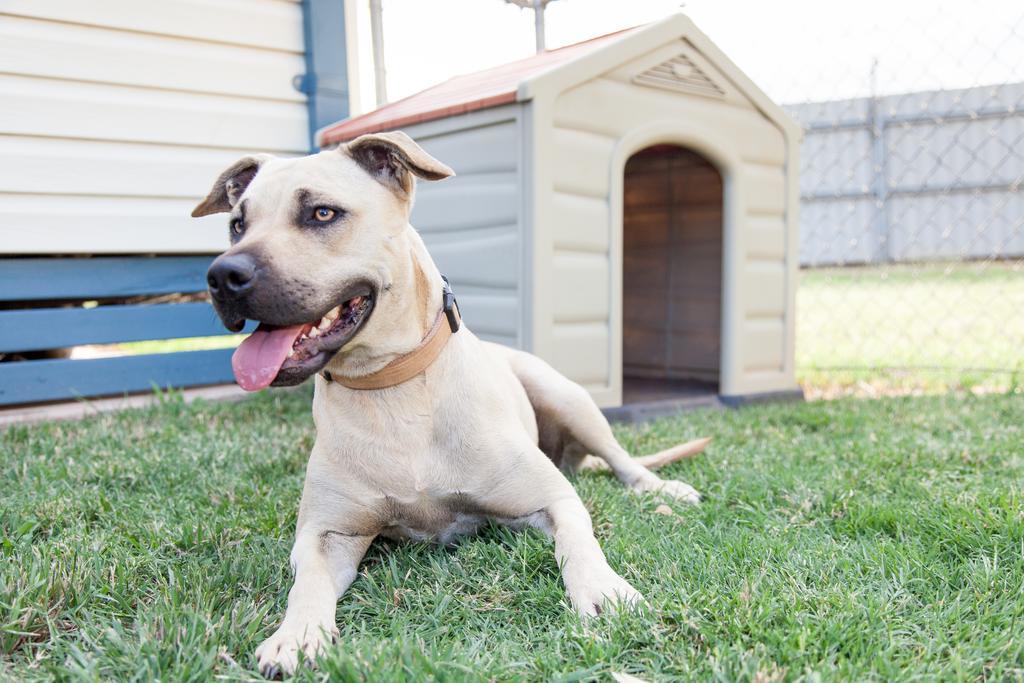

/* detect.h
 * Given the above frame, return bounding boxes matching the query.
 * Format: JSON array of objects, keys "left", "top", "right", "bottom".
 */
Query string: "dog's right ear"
[
  {"left": 346, "top": 131, "right": 454, "bottom": 197},
  {"left": 191, "top": 154, "right": 274, "bottom": 217}
]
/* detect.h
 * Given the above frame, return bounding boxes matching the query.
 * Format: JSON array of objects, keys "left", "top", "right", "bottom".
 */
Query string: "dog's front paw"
[
  {"left": 631, "top": 474, "right": 701, "bottom": 504},
  {"left": 566, "top": 564, "right": 645, "bottom": 618},
  {"left": 255, "top": 619, "right": 338, "bottom": 678}
]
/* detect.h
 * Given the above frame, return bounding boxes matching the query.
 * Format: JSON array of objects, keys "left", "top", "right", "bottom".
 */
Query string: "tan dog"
[{"left": 193, "top": 132, "right": 705, "bottom": 677}]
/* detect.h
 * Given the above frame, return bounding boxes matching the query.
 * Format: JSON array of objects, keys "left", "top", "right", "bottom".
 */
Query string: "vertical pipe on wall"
[
  {"left": 298, "top": 0, "right": 350, "bottom": 150},
  {"left": 533, "top": 0, "right": 546, "bottom": 53},
  {"left": 369, "top": 0, "right": 388, "bottom": 106}
]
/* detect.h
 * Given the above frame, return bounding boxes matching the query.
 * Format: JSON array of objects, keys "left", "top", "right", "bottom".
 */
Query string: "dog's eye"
[
  {"left": 230, "top": 218, "right": 244, "bottom": 237},
  {"left": 312, "top": 207, "right": 336, "bottom": 222}
]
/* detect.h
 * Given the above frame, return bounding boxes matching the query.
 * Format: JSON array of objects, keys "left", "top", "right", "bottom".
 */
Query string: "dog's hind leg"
[{"left": 504, "top": 349, "right": 702, "bottom": 503}]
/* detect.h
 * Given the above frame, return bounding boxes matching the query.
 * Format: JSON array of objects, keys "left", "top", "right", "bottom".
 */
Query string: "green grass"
[
  {"left": 117, "top": 334, "right": 246, "bottom": 355},
  {"left": 797, "top": 262, "right": 1024, "bottom": 395},
  {"left": 2, "top": 388, "right": 1023, "bottom": 681}
]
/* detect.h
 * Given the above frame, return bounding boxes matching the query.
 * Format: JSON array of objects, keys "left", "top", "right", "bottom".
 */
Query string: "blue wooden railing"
[{"left": 0, "top": 256, "right": 251, "bottom": 406}]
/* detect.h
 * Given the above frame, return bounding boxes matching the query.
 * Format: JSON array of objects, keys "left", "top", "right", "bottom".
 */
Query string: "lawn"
[
  {"left": 797, "top": 261, "right": 1024, "bottom": 396},
  {"left": 2, "top": 388, "right": 1022, "bottom": 681}
]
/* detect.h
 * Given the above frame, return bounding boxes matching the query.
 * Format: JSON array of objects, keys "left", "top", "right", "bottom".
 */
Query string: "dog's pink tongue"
[{"left": 231, "top": 324, "right": 305, "bottom": 391}]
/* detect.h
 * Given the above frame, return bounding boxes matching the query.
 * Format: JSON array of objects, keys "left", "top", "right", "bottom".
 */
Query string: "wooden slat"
[
  {"left": 0, "top": 256, "right": 214, "bottom": 301},
  {"left": 0, "top": 16, "right": 306, "bottom": 102},
  {"left": 0, "top": 76, "right": 309, "bottom": 152},
  {"left": 0, "top": 349, "right": 236, "bottom": 405},
  {"left": 0, "top": 302, "right": 249, "bottom": 352},
  {"left": 0, "top": 136, "right": 256, "bottom": 200},
  {"left": 623, "top": 210, "right": 670, "bottom": 248},
  {"left": 0, "top": 195, "right": 227, "bottom": 255},
  {"left": 1, "top": 0, "right": 305, "bottom": 53}
]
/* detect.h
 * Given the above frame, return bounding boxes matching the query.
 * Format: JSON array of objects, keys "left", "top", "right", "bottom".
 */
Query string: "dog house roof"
[
  {"left": 317, "top": 15, "right": 799, "bottom": 146},
  {"left": 317, "top": 27, "right": 639, "bottom": 146}
]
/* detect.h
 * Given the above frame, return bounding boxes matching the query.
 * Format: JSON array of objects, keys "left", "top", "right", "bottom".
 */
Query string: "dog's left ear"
[
  {"left": 346, "top": 131, "right": 454, "bottom": 196},
  {"left": 191, "top": 154, "right": 274, "bottom": 217}
]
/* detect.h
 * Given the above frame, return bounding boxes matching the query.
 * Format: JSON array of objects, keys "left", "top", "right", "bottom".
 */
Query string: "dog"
[{"left": 192, "top": 131, "right": 706, "bottom": 677}]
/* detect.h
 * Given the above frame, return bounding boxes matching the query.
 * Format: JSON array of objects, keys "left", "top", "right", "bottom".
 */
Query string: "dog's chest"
[{"left": 379, "top": 492, "right": 487, "bottom": 545}]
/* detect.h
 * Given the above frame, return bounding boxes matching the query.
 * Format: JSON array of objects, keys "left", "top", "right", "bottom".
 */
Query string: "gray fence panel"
[{"left": 787, "top": 82, "right": 1024, "bottom": 266}]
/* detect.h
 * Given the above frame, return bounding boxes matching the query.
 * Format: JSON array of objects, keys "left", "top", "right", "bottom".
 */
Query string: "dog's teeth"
[
  {"left": 326, "top": 307, "right": 340, "bottom": 321},
  {"left": 317, "top": 317, "right": 332, "bottom": 331},
  {"left": 309, "top": 327, "right": 321, "bottom": 337}
]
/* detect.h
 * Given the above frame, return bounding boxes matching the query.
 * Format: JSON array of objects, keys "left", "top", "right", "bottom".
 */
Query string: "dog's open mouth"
[{"left": 231, "top": 294, "right": 374, "bottom": 391}]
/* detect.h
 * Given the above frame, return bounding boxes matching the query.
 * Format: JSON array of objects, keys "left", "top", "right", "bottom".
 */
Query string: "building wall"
[
  {"left": 0, "top": 0, "right": 309, "bottom": 255},
  {"left": 532, "top": 39, "right": 795, "bottom": 404},
  {"left": 401, "top": 106, "right": 526, "bottom": 348}
]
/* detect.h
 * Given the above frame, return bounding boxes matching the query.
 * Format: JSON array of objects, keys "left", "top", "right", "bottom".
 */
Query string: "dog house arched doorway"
[{"left": 622, "top": 144, "right": 723, "bottom": 403}]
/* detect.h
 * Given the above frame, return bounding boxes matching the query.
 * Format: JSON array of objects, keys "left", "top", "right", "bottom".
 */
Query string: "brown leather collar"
[{"left": 321, "top": 278, "right": 461, "bottom": 390}]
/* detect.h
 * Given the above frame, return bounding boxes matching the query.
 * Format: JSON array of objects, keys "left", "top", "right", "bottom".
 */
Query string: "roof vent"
[{"left": 633, "top": 53, "right": 725, "bottom": 98}]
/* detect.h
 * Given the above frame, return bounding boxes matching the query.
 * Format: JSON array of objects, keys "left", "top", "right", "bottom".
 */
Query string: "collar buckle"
[
  {"left": 441, "top": 275, "right": 461, "bottom": 333},
  {"left": 322, "top": 275, "right": 459, "bottom": 386}
]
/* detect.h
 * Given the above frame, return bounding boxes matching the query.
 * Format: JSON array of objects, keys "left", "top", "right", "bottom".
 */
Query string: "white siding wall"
[
  {"left": 535, "top": 40, "right": 794, "bottom": 403},
  {"left": 402, "top": 106, "right": 526, "bottom": 348},
  {"left": 0, "top": 0, "right": 308, "bottom": 254}
]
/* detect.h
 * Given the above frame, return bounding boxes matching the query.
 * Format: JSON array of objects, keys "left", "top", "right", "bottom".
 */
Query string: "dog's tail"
[{"left": 578, "top": 437, "right": 711, "bottom": 472}]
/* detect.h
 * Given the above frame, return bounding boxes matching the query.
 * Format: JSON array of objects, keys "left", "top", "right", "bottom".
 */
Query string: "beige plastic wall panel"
[
  {"left": 0, "top": 16, "right": 306, "bottom": 102},
  {"left": 479, "top": 332, "right": 519, "bottom": 348},
  {"left": 0, "top": 136, "right": 260, "bottom": 200},
  {"left": 0, "top": 76, "right": 309, "bottom": 152},
  {"left": 604, "top": 39, "right": 749, "bottom": 109},
  {"left": 551, "top": 251, "right": 610, "bottom": 323},
  {"left": 454, "top": 290, "right": 519, "bottom": 343},
  {"left": 745, "top": 215, "right": 787, "bottom": 260},
  {"left": 1, "top": 0, "right": 304, "bottom": 52},
  {"left": 406, "top": 116, "right": 520, "bottom": 233},
  {"left": 550, "top": 126, "right": 616, "bottom": 198},
  {"left": 412, "top": 177, "right": 518, "bottom": 233},
  {"left": 743, "top": 165, "right": 788, "bottom": 215},
  {"left": 0, "top": 195, "right": 226, "bottom": 254},
  {"left": 422, "top": 228, "right": 519, "bottom": 290},
  {"left": 742, "top": 319, "right": 786, "bottom": 372},
  {"left": 401, "top": 107, "right": 525, "bottom": 348},
  {"left": 550, "top": 322, "right": 610, "bottom": 385},
  {"left": 550, "top": 191, "right": 610, "bottom": 253},
  {"left": 540, "top": 59, "right": 797, "bottom": 403},
  {"left": 415, "top": 121, "right": 519, "bottom": 175},
  {"left": 553, "top": 78, "right": 785, "bottom": 165},
  {"left": 742, "top": 261, "right": 787, "bottom": 317},
  {"left": 733, "top": 370, "right": 794, "bottom": 396}
]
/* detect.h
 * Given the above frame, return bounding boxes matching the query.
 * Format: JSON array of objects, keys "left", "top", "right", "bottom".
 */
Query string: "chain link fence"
[{"left": 746, "top": 4, "right": 1024, "bottom": 398}]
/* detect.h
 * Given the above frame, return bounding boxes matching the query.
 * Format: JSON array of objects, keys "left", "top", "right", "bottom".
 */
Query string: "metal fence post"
[{"left": 868, "top": 63, "right": 890, "bottom": 263}]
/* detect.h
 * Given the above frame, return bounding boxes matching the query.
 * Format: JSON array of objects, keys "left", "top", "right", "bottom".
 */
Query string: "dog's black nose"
[{"left": 207, "top": 253, "right": 257, "bottom": 300}]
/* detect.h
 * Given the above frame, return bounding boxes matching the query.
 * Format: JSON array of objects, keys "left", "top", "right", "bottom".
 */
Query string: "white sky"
[{"left": 363, "top": 0, "right": 1023, "bottom": 108}]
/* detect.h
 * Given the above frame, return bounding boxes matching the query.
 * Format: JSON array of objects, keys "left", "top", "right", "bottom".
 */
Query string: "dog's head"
[{"left": 192, "top": 131, "right": 454, "bottom": 391}]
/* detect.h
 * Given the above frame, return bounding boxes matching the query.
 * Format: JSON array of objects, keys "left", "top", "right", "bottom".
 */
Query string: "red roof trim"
[
  {"left": 324, "top": 91, "right": 518, "bottom": 143},
  {"left": 317, "top": 25, "right": 642, "bottom": 146}
]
